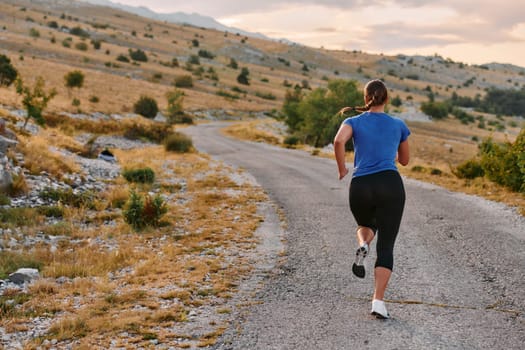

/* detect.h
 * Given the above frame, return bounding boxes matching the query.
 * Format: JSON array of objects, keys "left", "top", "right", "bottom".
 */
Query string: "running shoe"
[
  {"left": 352, "top": 243, "right": 368, "bottom": 278},
  {"left": 371, "top": 299, "right": 390, "bottom": 319}
]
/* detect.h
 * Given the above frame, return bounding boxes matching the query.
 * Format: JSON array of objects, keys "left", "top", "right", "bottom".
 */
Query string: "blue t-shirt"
[{"left": 343, "top": 112, "right": 410, "bottom": 178}]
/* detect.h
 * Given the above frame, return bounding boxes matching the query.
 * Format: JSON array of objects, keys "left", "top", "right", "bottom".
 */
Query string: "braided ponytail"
[{"left": 340, "top": 80, "right": 388, "bottom": 114}]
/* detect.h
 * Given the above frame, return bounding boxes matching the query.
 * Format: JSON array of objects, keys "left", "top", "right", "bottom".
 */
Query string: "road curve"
[{"left": 184, "top": 122, "right": 525, "bottom": 350}]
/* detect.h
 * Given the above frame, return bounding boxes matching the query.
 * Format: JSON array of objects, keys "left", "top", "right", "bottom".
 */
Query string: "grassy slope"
[{"left": 0, "top": 0, "right": 523, "bottom": 347}]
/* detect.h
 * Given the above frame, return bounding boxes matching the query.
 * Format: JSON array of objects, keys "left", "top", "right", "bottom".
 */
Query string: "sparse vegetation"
[
  {"left": 164, "top": 132, "right": 193, "bottom": 153},
  {"left": 133, "top": 95, "right": 158, "bottom": 119},
  {"left": 122, "top": 167, "right": 155, "bottom": 184},
  {"left": 15, "top": 76, "right": 57, "bottom": 128},
  {"left": 173, "top": 75, "right": 193, "bottom": 88},
  {"left": 123, "top": 190, "right": 167, "bottom": 230}
]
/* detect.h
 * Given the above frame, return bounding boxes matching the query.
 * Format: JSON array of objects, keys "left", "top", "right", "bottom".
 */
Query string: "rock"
[
  {"left": 154, "top": 112, "right": 167, "bottom": 123},
  {"left": 0, "top": 155, "right": 13, "bottom": 192},
  {"left": 8, "top": 268, "right": 40, "bottom": 285},
  {"left": 0, "top": 135, "right": 17, "bottom": 154}
]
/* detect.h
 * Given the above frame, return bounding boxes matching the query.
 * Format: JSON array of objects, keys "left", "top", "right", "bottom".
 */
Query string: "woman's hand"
[{"left": 339, "top": 167, "right": 349, "bottom": 180}]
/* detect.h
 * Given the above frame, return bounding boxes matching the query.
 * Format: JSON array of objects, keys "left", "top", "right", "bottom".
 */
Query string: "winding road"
[{"left": 185, "top": 122, "right": 525, "bottom": 350}]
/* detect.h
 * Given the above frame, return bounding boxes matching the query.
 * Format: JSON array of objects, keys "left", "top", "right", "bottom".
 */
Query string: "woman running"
[{"left": 334, "top": 79, "right": 410, "bottom": 319}]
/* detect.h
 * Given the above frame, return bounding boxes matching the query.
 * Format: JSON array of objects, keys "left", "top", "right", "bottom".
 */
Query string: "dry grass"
[
  {"left": 222, "top": 120, "right": 283, "bottom": 145},
  {"left": 16, "top": 134, "right": 80, "bottom": 179},
  {"left": 2, "top": 122, "right": 268, "bottom": 348}
]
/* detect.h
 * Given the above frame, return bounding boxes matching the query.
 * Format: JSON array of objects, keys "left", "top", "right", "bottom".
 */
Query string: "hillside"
[{"left": 1, "top": 0, "right": 524, "bottom": 118}]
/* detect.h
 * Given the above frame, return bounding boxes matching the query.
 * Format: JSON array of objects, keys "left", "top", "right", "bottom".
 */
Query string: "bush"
[
  {"left": 173, "top": 75, "right": 193, "bottom": 88},
  {"left": 37, "top": 205, "right": 64, "bottom": 218},
  {"left": 237, "top": 67, "right": 250, "bottom": 85},
  {"left": 29, "top": 28, "right": 40, "bottom": 38},
  {"left": 164, "top": 132, "right": 193, "bottom": 153},
  {"left": 124, "top": 190, "right": 167, "bottom": 230},
  {"left": 129, "top": 48, "right": 148, "bottom": 62},
  {"left": 453, "top": 159, "right": 484, "bottom": 179},
  {"left": 0, "top": 54, "right": 18, "bottom": 87},
  {"left": 188, "top": 55, "right": 200, "bottom": 65},
  {"left": 133, "top": 95, "right": 158, "bottom": 119},
  {"left": 123, "top": 122, "right": 171, "bottom": 143},
  {"left": 198, "top": 49, "right": 215, "bottom": 59},
  {"left": 122, "top": 167, "right": 155, "bottom": 184},
  {"left": 74, "top": 42, "right": 88, "bottom": 51},
  {"left": 255, "top": 91, "right": 276, "bottom": 100},
  {"left": 284, "top": 135, "right": 300, "bottom": 146},
  {"left": 116, "top": 54, "right": 129, "bottom": 62},
  {"left": 391, "top": 95, "right": 402, "bottom": 107},
  {"left": 420, "top": 101, "right": 449, "bottom": 119},
  {"left": 40, "top": 187, "right": 96, "bottom": 209},
  {"left": 478, "top": 131, "right": 525, "bottom": 192},
  {"left": 69, "top": 26, "right": 90, "bottom": 38},
  {"left": 64, "top": 70, "right": 84, "bottom": 90}
]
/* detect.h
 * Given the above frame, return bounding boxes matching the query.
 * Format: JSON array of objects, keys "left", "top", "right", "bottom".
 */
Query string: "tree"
[
  {"left": 166, "top": 89, "right": 184, "bottom": 120},
  {"left": 0, "top": 54, "right": 18, "bottom": 87},
  {"left": 64, "top": 70, "right": 84, "bottom": 97},
  {"left": 282, "top": 79, "right": 362, "bottom": 147},
  {"left": 237, "top": 67, "right": 250, "bottom": 85},
  {"left": 15, "top": 77, "right": 57, "bottom": 128},
  {"left": 133, "top": 95, "right": 158, "bottom": 119}
]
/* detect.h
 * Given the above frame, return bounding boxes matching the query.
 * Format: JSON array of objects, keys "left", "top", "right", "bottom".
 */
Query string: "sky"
[{"left": 110, "top": 0, "right": 525, "bottom": 68}]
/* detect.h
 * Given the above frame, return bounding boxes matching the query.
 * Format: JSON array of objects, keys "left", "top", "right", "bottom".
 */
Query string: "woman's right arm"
[
  {"left": 334, "top": 123, "right": 353, "bottom": 179},
  {"left": 397, "top": 140, "right": 410, "bottom": 166}
]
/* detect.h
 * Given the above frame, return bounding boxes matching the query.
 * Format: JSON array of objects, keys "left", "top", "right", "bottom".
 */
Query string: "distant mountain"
[{"left": 80, "top": 0, "right": 271, "bottom": 41}]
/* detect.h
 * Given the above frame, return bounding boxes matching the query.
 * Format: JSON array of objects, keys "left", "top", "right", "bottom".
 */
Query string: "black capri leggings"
[{"left": 349, "top": 170, "right": 406, "bottom": 271}]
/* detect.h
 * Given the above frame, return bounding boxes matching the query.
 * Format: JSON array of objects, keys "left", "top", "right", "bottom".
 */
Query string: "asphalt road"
[{"left": 184, "top": 122, "right": 525, "bottom": 350}]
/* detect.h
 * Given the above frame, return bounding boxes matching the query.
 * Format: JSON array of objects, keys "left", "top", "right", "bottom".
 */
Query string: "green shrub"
[
  {"left": 173, "top": 75, "right": 193, "bottom": 88},
  {"left": 453, "top": 159, "right": 484, "bottom": 179},
  {"left": 411, "top": 165, "right": 425, "bottom": 172},
  {"left": 216, "top": 90, "right": 239, "bottom": 100},
  {"left": 164, "top": 132, "right": 193, "bottom": 153},
  {"left": 198, "top": 49, "right": 215, "bottom": 59},
  {"left": 420, "top": 101, "right": 449, "bottom": 119},
  {"left": 122, "top": 167, "right": 155, "bottom": 184},
  {"left": 116, "top": 54, "right": 129, "bottom": 62},
  {"left": 37, "top": 205, "right": 64, "bottom": 218},
  {"left": 74, "top": 42, "right": 88, "bottom": 51},
  {"left": 284, "top": 135, "right": 300, "bottom": 146},
  {"left": 122, "top": 122, "right": 171, "bottom": 143},
  {"left": 29, "top": 28, "right": 40, "bottom": 38},
  {"left": 478, "top": 131, "right": 525, "bottom": 192},
  {"left": 89, "top": 95, "right": 99, "bottom": 103},
  {"left": 0, "top": 193, "right": 10, "bottom": 206},
  {"left": 129, "top": 48, "right": 148, "bottom": 62},
  {"left": 255, "top": 91, "right": 276, "bottom": 100},
  {"left": 39, "top": 188, "right": 96, "bottom": 209},
  {"left": 430, "top": 168, "right": 442, "bottom": 176},
  {"left": 133, "top": 95, "right": 158, "bottom": 119},
  {"left": 69, "top": 26, "right": 90, "bottom": 38},
  {"left": 124, "top": 190, "right": 167, "bottom": 230}
]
